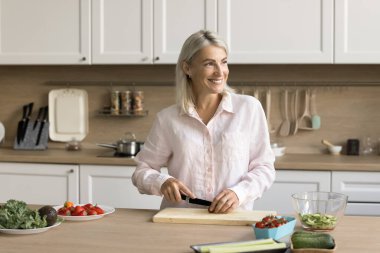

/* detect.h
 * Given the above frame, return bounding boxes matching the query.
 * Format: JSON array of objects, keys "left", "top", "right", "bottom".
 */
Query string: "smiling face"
[{"left": 183, "top": 45, "right": 229, "bottom": 96}]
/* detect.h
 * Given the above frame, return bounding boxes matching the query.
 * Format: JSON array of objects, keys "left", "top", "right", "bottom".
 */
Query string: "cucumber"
[{"left": 291, "top": 231, "right": 335, "bottom": 249}]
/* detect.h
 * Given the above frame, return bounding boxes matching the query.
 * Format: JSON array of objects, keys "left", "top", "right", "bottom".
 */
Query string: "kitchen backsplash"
[{"left": 0, "top": 65, "right": 380, "bottom": 154}]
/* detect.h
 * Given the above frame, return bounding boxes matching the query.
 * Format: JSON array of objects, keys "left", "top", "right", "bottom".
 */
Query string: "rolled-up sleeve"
[{"left": 132, "top": 113, "right": 173, "bottom": 196}]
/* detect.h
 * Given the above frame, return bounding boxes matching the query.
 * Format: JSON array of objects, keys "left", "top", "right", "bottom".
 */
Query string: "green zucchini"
[{"left": 291, "top": 231, "right": 335, "bottom": 249}]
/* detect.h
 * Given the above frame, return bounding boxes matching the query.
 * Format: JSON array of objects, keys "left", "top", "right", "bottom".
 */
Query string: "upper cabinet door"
[
  {"left": 153, "top": 0, "right": 217, "bottom": 64},
  {"left": 0, "top": 0, "right": 90, "bottom": 65},
  {"left": 92, "top": 0, "right": 153, "bottom": 64},
  {"left": 218, "top": 0, "right": 334, "bottom": 64},
  {"left": 335, "top": 0, "right": 380, "bottom": 63}
]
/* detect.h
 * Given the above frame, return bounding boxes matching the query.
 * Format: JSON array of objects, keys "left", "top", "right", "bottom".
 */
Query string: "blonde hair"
[{"left": 175, "top": 30, "right": 234, "bottom": 114}]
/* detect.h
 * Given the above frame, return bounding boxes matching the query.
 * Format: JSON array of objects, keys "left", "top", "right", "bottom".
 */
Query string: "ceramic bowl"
[{"left": 327, "top": 146, "right": 342, "bottom": 155}]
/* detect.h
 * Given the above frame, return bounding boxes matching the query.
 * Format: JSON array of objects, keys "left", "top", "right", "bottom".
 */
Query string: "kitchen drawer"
[
  {"left": 332, "top": 171, "right": 380, "bottom": 202},
  {"left": 80, "top": 165, "right": 168, "bottom": 209},
  {"left": 0, "top": 162, "right": 79, "bottom": 205},
  {"left": 254, "top": 170, "right": 331, "bottom": 215},
  {"left": 346, "top": 203, "right": 380, "bottom": 216}
]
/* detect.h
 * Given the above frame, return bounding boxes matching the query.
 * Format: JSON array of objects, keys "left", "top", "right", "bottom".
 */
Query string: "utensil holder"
[{"left": 13, "top": 121, "right": 49, "bottom": 150}]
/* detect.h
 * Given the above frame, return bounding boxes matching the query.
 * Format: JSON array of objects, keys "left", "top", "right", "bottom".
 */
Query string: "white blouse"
[{"left": 132, "top": 92, "right": 275, "bottom": 210}]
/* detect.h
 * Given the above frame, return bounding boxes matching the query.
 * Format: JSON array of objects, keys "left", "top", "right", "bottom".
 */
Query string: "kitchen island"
[{"left": 1, "top": 208, "right": 379, "bottom": 253}]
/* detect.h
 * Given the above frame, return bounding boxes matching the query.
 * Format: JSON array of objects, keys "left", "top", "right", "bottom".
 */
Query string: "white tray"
[{"left": 49, "top": 88, "right": 89, "bottom": 142}]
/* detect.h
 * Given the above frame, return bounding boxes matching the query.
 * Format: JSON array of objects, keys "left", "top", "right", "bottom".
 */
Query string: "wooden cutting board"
[{"left": 153, "top": 208, "right": 276, "bottom": 226}]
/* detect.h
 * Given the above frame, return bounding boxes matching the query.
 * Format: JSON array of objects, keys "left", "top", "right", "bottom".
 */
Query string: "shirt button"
[
  {"left": 208, "top": 167, "right": 212, "bottom": 172},
  {"left": 207, "top": 187, "right": 212, "bottom": 193}
]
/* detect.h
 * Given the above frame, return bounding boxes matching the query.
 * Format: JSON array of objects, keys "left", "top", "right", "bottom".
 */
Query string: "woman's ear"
[{"left": 182, "top": 61, "right": 191, "bottom": 76}]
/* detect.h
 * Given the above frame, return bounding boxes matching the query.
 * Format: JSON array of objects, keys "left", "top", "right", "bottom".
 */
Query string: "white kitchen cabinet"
[
  {"left": 153, "top": 0, "right": 217, "bottom": 64},
  {"left": 253, "top": 170, "right": 331, "bottom": 215},
  {"left": 0, "top": 0, "right": 90, "bottom": 65},
  {"left": 80, "top": 165, "right": 167, "bottom": 209},
  {"left": 92, "top": 0, "right": 216, "bottom": 64},
  {"left": 332, "top": 171, "right": 380, "bottom": 216},
  {"left": 0, "top": 162, "right": 79, "bottom": 205},
  {"left": 92, "top": 0, "right": 153, "bottom": 64},
  {"left": 335, "top": 0, "right": 380, "bottom": 63},
  {"left": 218, "top": 0, "right": 334, "bottom": 63}
]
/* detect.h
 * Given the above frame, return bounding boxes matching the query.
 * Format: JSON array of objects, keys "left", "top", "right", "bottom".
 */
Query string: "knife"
[
  {"left": 33, "top": 107, "right": 44, "bottom": 130},
  {"left": 20, "top": 102, "right": 34, "bottom": 142},
  {"left": 36, "top": 106, "right": 48, "bottom": 146},
  {"left": 16, "top": 104, "right": 28, "bottom": 144},
  {"left": 181, "top": 194, "right": 212, "bottom": 207}
]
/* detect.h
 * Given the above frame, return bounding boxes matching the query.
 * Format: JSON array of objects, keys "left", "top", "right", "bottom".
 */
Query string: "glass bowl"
[{"left": 292, "top": 191, "right": 348, "bottom": 231}]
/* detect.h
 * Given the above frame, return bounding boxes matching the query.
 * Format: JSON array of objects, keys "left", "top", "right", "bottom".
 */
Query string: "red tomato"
[
  {"left": 262, "top": 216, "right": 273, "bottom": 223},
  {"left": 83, "top": 203, "right": 94, "bottom": 210},
  {"left": 272, "top": 220, "right": 279, "bottom": 226},
  {"left": 78, "top": 210, "right": 87, "bottom": 216},
  {"left": 93, "top": 206, "right": 104, "bottom": 214},
  {"left": 58, "top": 207, "right": 71, "bottom": 216},
  {"left": 255, "top": 222, "right": 265, "bottom": 228},
  {"left": 72, "top": 205, "right": 85, "bottom": 216},
  {"left": 258, "top": 215, "right": 288, "bottom": 228},
  {"left": 87, "top": 209, "right": 98, "bottom": 215}
]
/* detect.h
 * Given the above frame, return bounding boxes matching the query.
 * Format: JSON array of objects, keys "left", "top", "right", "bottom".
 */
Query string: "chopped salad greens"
[
  {"left": 300, "top": 213, "right": 337, "bottom": 230},
  {"left": 0, "top": 199, "right": 47, "bottom": 229}
]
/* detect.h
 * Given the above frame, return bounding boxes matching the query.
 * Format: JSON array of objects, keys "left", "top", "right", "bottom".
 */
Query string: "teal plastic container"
[{"left": 253, "top": 216, "right": 296, "bottom": 240}]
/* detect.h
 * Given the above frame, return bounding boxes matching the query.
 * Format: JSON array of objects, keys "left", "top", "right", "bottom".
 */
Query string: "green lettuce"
[{"left": 0, "top": 199, "right": 47, "bottom": 229}]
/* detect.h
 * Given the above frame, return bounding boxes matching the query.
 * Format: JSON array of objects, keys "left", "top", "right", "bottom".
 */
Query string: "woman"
[{"left": 132, "top": 30, "right": 275, "bottom": 214}]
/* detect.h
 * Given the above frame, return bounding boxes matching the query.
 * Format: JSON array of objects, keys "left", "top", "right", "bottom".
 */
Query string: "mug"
[{"left": 347, "top": 139, "right": 360, "bottom": 156}]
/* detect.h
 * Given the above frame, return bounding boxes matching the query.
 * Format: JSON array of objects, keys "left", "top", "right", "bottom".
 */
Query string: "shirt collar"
[
  {"left": 184, "top": 91, "right": 234, "bottom": 117},
  {"left": 219, "top": 91, "right": 234, "bottom": 113}
]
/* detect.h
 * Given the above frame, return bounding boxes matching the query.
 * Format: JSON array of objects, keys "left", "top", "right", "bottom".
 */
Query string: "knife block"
[{"left": 13, "top": 121, "right": 49, "bottom": 150}]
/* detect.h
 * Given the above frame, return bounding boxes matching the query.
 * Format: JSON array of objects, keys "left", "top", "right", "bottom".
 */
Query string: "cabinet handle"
[
  {"left": 80, "top": 56, "right": 86, "bottom": 61},
  {"left": 68, "top": 169, "right": 74, "bottom": 173},
  {"left": 154, "top": 56, "right": 160, "bottom": 61}
]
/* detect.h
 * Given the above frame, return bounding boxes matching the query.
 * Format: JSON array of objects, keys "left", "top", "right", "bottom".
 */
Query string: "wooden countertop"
[
  {"left": 1, "top": 146, "right": 380, "bottom": 171},
  {"left": 1, "top": 208, "right": 379, "bottom": 253}
]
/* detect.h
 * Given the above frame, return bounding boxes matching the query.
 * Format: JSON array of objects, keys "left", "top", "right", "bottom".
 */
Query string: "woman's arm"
[
  {"left": 229, "top": 99, "right": 276, "bottom": 206},
  {"left": 132, "top": 115, "right": 173, "bottom": 196}
]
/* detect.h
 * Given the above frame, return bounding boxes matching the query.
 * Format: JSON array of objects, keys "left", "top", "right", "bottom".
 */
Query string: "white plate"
[
  {"left": 48, "top": 88, "right": 89, "bottom": 142},
  {"left": 54, "top": 204, "right": 115, "bottom": 221},
  {"left": 0, "top": 121, "right": 4, "bottom": 142},
  {"left": 0, "top": 220, "right": 62, "bottom": 235}
]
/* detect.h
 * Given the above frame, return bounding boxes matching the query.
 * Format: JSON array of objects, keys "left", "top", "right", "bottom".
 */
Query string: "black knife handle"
[
  {"left": 22, "top": 104, "right": 28, "bottom": 119},
  {"left": 26, "top": 102, "right": 34, "bottom": 118},
  {"left": 181, "top": 194, "right": 212, "bottom": 206},
  {"left": 20, "top": 103, "right": 34, "bottom": 142},
  {"left": 16, "top": 104, "right": 29, "bottom": 144},
  {"left": 189, "top": 198, "right": 212, "bottom": 206},
  {"left": 33, "top": 107, "right": 44, "bottom": 130},
  {"left": 42, "top": 106, "right": 48, "bottom": 122},
  {"left": 36, "top": 106, "right": 48, "bottom": 146}
]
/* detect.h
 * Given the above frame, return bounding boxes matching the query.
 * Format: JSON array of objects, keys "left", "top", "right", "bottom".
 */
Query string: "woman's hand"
[
  {"left": 160, "top": 178, "right": 195, "bottom": 202},
  {"left": 209, "top": 189, "right": 239, "bottom": 214}
]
